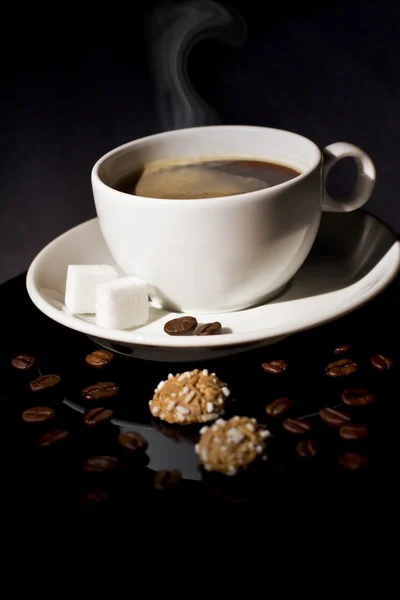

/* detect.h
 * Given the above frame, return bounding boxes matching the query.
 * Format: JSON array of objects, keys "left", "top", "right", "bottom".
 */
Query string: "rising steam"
[{"left": 146, "top": 0, "right": 247, "bottom": 131}]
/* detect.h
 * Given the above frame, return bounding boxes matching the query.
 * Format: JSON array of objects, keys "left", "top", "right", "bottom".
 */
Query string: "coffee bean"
[
  {"left": 261, "top": 359, "right": 287, "bottom": 374},
  {"left": 118, "top": 430, "right": 148, "bottom": 453},
  {"left": 11, "top": 354, "right": 35, "bottom": 370},
  {"left": 333, "top": 344, "right": 353, "bottom": 356},
  {"left": 283, "top": 418, "right": 311, "bottom": 434},
  {"left": 339, "top": 452, "right": 368, "bottom": 470},
  {"left": 80, "top": 491, "right": 108, "bottom": 508},
  {"left": 195, "top": 322, "right": 222, "bottom": 336},
  {"left": 22, "top": 406, "right": 55, "bottom": 423},
  {"left": 38, "top": 430, "right": 69, "bottom": 446},
  {"left": 265, "top": 397, "right": 294, "bottom": 417},
  {"left": 370, "top": 354, "right": 392, "bottom": 371},
  {"left": 85, "top": 349, "right": 114, "bottom": 369},
  {"left": 153, "top": 469, "right": 182, "bottom": 491},
  {"left": 341, "top": 388, "right": 375, "bottom": 406},
  {"left": 325, "top": 358, "right": 357, "bottom": 377},
  {"left": 83, "top": 407, "right": 114, "bottom": 426},
  {"left": 83, "top": 456, "right": 119, "bottom": 473},
  {"left": 30, "top": 374, "right": 60, "bottom": 392},
  {"left": 296, "top": 439, "right": 318, "bottom": 458},
  {"left": 319, "top": 407, "right": 351, "bottom": 426},
  {"left": 339, "top": 423, "right": 370, "bottom": 441},
  {"left": 164, "top": 316, "right": 197, "bottom": 336},
  {"left": 82, "top": 381, "right": 119, "bottom": 401}
]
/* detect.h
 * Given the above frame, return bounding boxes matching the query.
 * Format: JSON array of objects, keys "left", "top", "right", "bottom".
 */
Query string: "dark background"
[{"left": 2, "top": 0, "right": 399, "bottom": 285}]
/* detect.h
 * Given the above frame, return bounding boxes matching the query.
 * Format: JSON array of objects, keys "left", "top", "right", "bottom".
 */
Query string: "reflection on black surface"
[{"left": 4, "top": 269, "right": 394, "bottom": 513}]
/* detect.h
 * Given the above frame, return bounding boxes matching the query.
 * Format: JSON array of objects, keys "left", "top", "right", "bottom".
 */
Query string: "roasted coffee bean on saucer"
[
  {"left": 30, "top": 374, "right": 60, "bottom": 392},
  {"left": 283, "top": 418, "right": 311, "bottom": 435},
  {"left": 339, "top": 452, "right": 368, "bottom": 470},
  {"left": 153, "top": 469, "right": 182, "bottom": 491},
  {"left": 339, "top": 423, "right": 370, "bottom": 441},
  {"left": 319, "top": 407, "right": 351, "bottom": 426},
  {"left": 83, "top": 407, "right": 114, "bottom": 426},
  {"left": 118, "top": 430, "right": 148, "bottom": 453},
  {"left": 341, "top": 388, "right": 375, "bottom": 406},
  {"left": 296, "top": 439, "right": 318, "bottom": 458},
  {"left": 325, "top": 358, "right": 357, "bottom": 377},
  {"left": 261, "top": 359, "right": 287, "bottom": 374},
  {"left": 22, "top": 406, "right": 55, "bottom": 423},
  {"left": 370, "top": 354, "right": 392, "bottom": 371},
  {"left": 38, "top": 430, "right": 69, "bottom": 447},
  {"left": 164, "top": 316, "right": 197, "bottom": 336},
  {"left": 85, "top": 349, "right": 114, "bottom": 369},
  {"left": 195, "top": 322, "right": 222, "bottom": 336},
  {"left": 11, "top": 354, "right": 36, "bottom": 371},
  {"left": 83, "top": 455, "right": 119, "bottom": 473},
  {"left": 333, "top": 344, "right": 353, "bottom": 356},
  {"left": 82, "top": 381, "right": 119, "bottom": 401},
  {"left": 265, "top": 397, "right": 294, "bottom": 417}
]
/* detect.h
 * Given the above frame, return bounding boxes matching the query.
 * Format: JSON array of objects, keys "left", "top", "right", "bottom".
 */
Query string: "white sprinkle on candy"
[
  {"left": 204, "top": 464, "right": 212, "bottom": 471},
  {"left": 160, "top": 413, "right": 165, "bottom": 419},
  {"left": 251, "top": 418, "right": 256, "bottom": 423},
  {"left": 171, "top": 392, "right": 177, "bottom": 398},
  {"left": 227, "top": 466, "right": 237, "bottom": 476},
  {"left": 202, "top": 413, "right": 218, "bottom": 421},
  {"left": 200, "top": 426, "right": 208, "bottom": 434},
  {"left": 217, "top": 397, "right": 224, "bottom": 405},
  {"left": 157, "top": 381, "right": 165, "bottom": 390},
  {"left": 221, "top": 386, "right": 230, "bottom": 397},
  {"left": 202, "top": 369, "right": 208, "bottom": 375},
  {"left": 248, "top": 441, "right": 255, "bottom": 450},
  {"left": 246, "top": 423, "right": 255, "bottom": 432},
  {"left": 152, "top": 406, "right": 160, "bottom": 414},
  {"left": 177, "top": 413, "right": 185, "bottom": 422},
  {"left": 177, "top": 406, "right": 189, "bottom": 415},
  {"left": 211, "top": 424, "right": 219, "bottom": 431},
  {"left": 214, "top": 436, "right": 220, "bottom": 443},
  {"left": 260, "top": 429, "right": 270, "bottom": 439},
  {"left": 206, "top": 402, "right": 214, "bottom": 413},
  {"left": 167, "top": 400, "right": 176, "bottom": 412},
  {"left": 255, "top": 445, "right": 263, "bottom": 454},
  {"left": 216, "top": 418, "right": 225, "bottom": 425},
  {"left": 226, "top": 428, "right": 244, "bottom": 444},
  {"left": 185, "top": 391, "right": 196, "bottom": 404},
  {"left": 220, "top": 445, "right": 227, "bottom": 452},
  {"left": 194, "top": 444, "right": 199, "bottom": 454},
  {"left": 168, "top": 373, "right": 173, "bottom": 379},
  {"left": 182, "top": 386, "right": 189, "bottom": 394},
  {"left": 200, "top": 448, "right": 208, "bottom": 461}
]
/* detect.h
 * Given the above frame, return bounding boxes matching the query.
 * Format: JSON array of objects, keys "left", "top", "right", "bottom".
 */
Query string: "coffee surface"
[{"left": 113, "top": 158, "right": 300, "bottom": 199}]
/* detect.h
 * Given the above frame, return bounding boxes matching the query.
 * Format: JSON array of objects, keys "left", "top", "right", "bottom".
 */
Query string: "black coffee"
[{"left": 113, "top": 158, "right": 301, "bottom": 200}]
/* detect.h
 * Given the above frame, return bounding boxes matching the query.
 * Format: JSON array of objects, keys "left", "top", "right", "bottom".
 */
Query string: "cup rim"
[{"left": 91, "top": 125, "right": 322, "bottom": 205}]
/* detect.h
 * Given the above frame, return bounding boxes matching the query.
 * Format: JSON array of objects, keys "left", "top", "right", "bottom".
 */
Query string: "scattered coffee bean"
[
  {"left": 83, "top": 407, "right": 114, "bottom": 426},
  {"left": 296, "top": 439, "right": 318, "bottom": 458},
  {"left": 82, "top": 381, "right": 119, "bottom": 401},
  {"left": 164, "top": 316, "right": 198, "bottom": 336},
  {"left": 325, "top": 358, "right": 357, "bottom": 377},
  {"left": 118, "top": 430, "right": 148, "bottom": 453},
  {"left": 333, "top": 344, "right": 353, "bottom": 356},
  {"left": 22, "top": 406, "right": 55, "bottom": 423},
  {"left": 83, "top": 455, "right": 119, "bottom": 473},
  {"left": 261, "top": 359, "right": 287, "bottom": 374},
  {"left": 195, "top": 322, "right": 222, "bottom": 336},
  {"left": 339, "top": 452, "right": 368, "bottom": 470},
  {"left": 85, "top": 349, "right": 114, "bottom": 369},
  {"left": 319, "top": 407, "right": 351, "bottom": 426},
  {"left": 370, "top": 354, "right": 392, "bottom": 371},
  {"left": 339, "top": 423, "right": 370, "bottom": 441},
  {"left": 11, "top": 354, "right": 35, "bottom": 370},
  {"left": 341, "top": 388, "right": 375, "bottom": 406},
  {"left": 30, "top": 374, "right": 60, "bottom": 392},
  {"left": 283, "top": 418, "right": 311, "bottom": 434},
  {"left": 265, "top": 397, "right": 294, "bottom": 417},
  {"left": 153, "top": 469, "right": 182, "bottom": 491},
  {"left": 38, "top": 430, "right": 69, "bottom": 446}
]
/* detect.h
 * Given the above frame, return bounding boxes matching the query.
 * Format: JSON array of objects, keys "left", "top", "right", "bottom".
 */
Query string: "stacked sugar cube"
[{"left": 64, "top": 265, "right": 149, "bottom": 329}]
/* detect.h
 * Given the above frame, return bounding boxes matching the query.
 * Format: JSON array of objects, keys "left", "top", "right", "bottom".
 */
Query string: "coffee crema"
[{"left": 113, "top": 158, "right": 301, "bottom": 200}]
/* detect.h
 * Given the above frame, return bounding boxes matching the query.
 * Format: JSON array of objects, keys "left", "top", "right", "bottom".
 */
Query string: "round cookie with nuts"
[
  {"left": 195, "top": 416, "right": 270, "bottom": 476},
  {"left": 149, "top": 369, "right": 230, "bottom": 425}
]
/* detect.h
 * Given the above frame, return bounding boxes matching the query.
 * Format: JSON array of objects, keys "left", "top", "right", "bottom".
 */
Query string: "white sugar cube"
[
  {"left": 65, "top": 265, "right": 119, "bottom": 314},
  {"left": 96, "top": 276, "right": 149, "bottom": 329}
]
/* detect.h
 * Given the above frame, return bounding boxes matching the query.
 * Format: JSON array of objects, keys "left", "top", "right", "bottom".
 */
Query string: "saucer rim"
[{"left": 26, "top": 215, "right": 400, "bottom": 349}]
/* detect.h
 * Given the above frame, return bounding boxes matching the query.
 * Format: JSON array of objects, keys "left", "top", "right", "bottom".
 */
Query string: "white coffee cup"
[{"left": 91, "top": 125, "right": 375, "bottom": 313}]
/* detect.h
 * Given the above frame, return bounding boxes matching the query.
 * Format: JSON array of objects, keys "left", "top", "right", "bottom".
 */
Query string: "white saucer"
[{"left": 26, "top": 212, "right": 400, "bottom": 362}]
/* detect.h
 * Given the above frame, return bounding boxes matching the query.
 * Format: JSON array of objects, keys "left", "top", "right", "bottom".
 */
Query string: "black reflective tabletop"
[{"left": 6, "top": 266, "right": 391, "bottom": 515}]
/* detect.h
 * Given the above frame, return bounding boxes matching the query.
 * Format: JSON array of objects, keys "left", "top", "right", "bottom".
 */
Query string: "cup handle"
[{"left": 322, "top": 142, "right": 376, "bottom": 212}]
